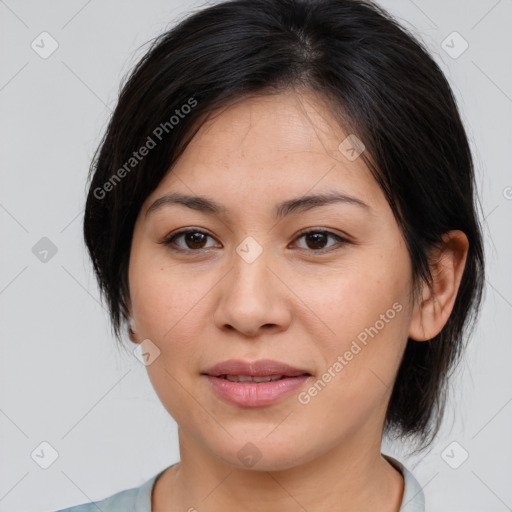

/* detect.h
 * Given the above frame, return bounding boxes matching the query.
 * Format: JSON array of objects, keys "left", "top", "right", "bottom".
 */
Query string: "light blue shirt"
[{"left": 53, "top": 455, "right": 425, "bottom": 511}]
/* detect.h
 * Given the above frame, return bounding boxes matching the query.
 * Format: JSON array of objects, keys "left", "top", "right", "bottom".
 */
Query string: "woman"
[{"left": 55, "top": 0, "right": 485, "bottom": 510}]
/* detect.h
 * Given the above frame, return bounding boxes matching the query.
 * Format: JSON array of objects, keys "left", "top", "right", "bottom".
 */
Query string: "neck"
[{"left": 154, "top": 428, "right": 404, "bottom": 512}]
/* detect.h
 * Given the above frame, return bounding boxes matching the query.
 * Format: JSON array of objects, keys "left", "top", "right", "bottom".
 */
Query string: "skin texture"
[{"left": 127, "top": 89, "right": 468, "bottom": 512}]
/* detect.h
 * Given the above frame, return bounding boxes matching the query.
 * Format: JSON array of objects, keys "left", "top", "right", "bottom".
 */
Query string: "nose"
[{"left": 212, "top": 247, "right": 292, "bottom": 338}]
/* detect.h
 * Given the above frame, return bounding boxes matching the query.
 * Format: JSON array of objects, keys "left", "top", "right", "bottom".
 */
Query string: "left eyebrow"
[
  {"left": 275, "top": 192, "right": 370, "bottom": 219},
  {"left": 145, "top": 191, "right": 370, "bottom": 220}
]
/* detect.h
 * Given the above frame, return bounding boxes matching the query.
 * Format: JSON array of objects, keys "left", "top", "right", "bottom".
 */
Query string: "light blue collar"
[{"left": 138, "top": 458, "right": 425, "bottom": 511}]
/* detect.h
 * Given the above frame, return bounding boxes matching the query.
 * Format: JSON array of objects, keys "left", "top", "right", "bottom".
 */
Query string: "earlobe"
[
  {"left": 409, "top": 230, "right": 469, "bottom": 342},
  {"left": 128, "top": 317, "right": 139, "bottom": 344}
]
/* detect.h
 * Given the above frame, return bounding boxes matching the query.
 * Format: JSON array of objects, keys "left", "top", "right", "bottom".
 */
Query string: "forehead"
[
  {"left": 144, "top": 90, "right": 383, "bottom": 212},
  {"left": 182, "top": 90, "right": 354, "bottom": 163}
]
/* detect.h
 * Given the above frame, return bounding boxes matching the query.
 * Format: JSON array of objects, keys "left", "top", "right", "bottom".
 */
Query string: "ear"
[
  {"left": 409, "top": 230, "right": 469, "bottom": 341},
  {"left": 126, "top": 298, "right": 140, "bottom": 344},
  {"left": 128, "top": 317, "right": 140, "bottom": 344}
]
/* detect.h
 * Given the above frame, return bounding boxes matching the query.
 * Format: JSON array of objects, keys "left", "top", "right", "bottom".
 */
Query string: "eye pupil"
[
  {"left": 306, "top": 232, "right": 327, "bottom": 249},
  {"left": 186, "top": 232, "right": 207, "bottom": 248}
]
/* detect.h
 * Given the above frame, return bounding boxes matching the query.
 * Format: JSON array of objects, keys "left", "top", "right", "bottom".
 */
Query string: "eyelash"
[{"left": 159, "top": 228, "right": 351, "bottom": 254}]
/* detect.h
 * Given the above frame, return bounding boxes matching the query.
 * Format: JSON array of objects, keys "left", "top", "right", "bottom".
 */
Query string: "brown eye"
[
  {"left": 294, "top": 229, "right": 350, "bottom": 252},
  {"left": 304, "top": 232, "right": 329, "bottom": 250},
  {"left": 160, "top": 228, "right": 350, "bottom": 254},
  {"left": 161, "top": 229, "right": 218, "bottom": 251},
  {"left": 184, "top": 232, "right": 207, "bottom": 249}
]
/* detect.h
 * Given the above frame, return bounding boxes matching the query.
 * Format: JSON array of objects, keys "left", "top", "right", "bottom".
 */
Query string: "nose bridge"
[
  {"left": 230, "top": 234, "right": 273, "bottom": 303},
  {"left": 213, "top": 234, "right": 290, "bottom": 335}
]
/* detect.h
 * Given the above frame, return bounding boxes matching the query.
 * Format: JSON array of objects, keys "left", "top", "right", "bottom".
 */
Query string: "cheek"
[
  {"left": 311, "top": 255, "right": 409, "bottom": 334},
  {"left": 129, "top": 248, "right": 206, "bottom": 342},
  {"left": 306, "top": 251, "right": 412, "bottom": 391},
  {"left": 298, "top": 297, "right": 408, "bottom": 438},
  {"left": 129, "top": 253, "right": 206, "bottom": 420}
]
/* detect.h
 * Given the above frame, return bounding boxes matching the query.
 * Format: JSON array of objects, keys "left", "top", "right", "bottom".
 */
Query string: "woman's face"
[{"left": 128, "top": 89, "right": 416, "bottom": 470}]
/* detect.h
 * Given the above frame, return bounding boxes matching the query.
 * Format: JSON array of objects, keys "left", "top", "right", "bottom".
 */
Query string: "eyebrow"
[{"left": 145, "top": 191, "right": 370, "bottom": 220}]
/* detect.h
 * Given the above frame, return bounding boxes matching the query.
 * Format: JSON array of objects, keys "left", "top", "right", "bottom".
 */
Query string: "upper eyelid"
[
  {"left": 161, "top": 227, "right": 350, "bottom": 249},
  {"left": 167, "top": 229, "right": 219, "bottom": 247}
]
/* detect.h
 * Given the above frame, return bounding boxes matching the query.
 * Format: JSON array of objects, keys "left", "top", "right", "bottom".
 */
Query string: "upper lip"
[{"left": 202, "top": 359, "right": 311, "bottom": 377}]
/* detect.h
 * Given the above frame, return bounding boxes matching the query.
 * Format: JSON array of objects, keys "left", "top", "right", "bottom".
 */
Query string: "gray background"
[{"left": 0, "top": 1, "right": 511, "bottom": 511}]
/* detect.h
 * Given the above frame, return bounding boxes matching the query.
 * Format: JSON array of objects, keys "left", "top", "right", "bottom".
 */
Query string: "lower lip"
[{"left": 204, "top": 375, "right": 310, "bottom": 407}]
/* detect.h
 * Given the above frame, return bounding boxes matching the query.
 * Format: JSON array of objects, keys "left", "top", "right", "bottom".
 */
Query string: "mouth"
[
  {"left": 214, "top": 374, "right": 309, "bottom": 382},
  {"left": 202, "top": 358, "right": 312, "bottom": 379},
  {"left": 201, "top": 359, "right": 312, "bottom": 407}
]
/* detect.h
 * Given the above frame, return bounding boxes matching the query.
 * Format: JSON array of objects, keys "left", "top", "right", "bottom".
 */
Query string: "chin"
[{"left": 213, "top": 439, "right": 313, "bottom": 472}]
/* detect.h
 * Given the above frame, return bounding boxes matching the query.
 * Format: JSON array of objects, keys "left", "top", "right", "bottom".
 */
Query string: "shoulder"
[
  {"left": 52, "top": 470, "right": 163, "bottom": 512},
  {"left": 52, "top": 486, "right": 137, "bottom": 512},
  {"left": 383, "top": 454, "right": 426, "bottom": 512}
]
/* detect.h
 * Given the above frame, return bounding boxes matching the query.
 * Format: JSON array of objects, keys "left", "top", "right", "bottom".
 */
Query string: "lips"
[
  {"left": 202, "top": 358, "right": 312, "bottom": 378},
  {"left": 201, "top": 359, "right": 312, "bottom": 407},
  {"left": 222, "top": 375, "right": 285, "bottom": 382}
]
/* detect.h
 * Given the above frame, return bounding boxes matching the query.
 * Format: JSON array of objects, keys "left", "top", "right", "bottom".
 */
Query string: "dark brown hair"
[{"left": 83, "top": 0, "right": 485, "bottom": 450}]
